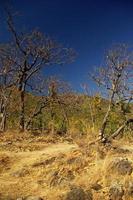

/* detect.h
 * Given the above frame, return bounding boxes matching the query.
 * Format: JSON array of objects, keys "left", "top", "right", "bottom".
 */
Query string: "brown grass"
[{"left": 0, "top": 131, "right": 132, "bottom": 199}]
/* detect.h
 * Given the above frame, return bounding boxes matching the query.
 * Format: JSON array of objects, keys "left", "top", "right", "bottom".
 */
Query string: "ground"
[{"left": 0, "top": 132, "right": 133, "bottom": 200}]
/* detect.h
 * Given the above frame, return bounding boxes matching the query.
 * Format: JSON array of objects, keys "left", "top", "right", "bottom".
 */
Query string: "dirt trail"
[
  {"left": 17, "top": 142, "right": 78, "bottom": 156},
  {"left": 1, "top": 143, "right": 79, "bottom": 171},
  {"left": 4, "top": 141, "right": 133, "bottom": 170}
]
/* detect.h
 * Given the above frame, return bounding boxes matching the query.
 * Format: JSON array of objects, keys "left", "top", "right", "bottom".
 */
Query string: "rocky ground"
[{"left": 0, "top": 132, "right": 132, "bottom": 200}]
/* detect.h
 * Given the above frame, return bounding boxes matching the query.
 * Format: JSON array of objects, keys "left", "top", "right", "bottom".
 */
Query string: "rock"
[
  {"left": 109, "top": 185, "right": 124, "bottom": 200},
  {"left": 6, "top": 141, "right": 12, "bottom": 145},
  {"left": 126, "top": 181, "right": 133, "bottom": 197},
  {"left": 107, "top": 158, "right": 132, "bottom": 175},
  {"left": 85, "top": 190, "right": 93, "bottom": 200},
  {"left": 64, "top": 186, "right": 92, "bottom": 200},
  {"left": 91, "top": 183, "right": 102, "bottom": 191},
  {"left": 25, "top": 196, "right": 43, "bottom": 200},
  {"left": 16, "top": 198, "right": 24, "bottom": 200}
]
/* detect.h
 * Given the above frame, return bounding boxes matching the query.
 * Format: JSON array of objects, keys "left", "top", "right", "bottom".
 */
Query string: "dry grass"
[{"left": 0, "top": 131, "right": 132, "bottom": 199}]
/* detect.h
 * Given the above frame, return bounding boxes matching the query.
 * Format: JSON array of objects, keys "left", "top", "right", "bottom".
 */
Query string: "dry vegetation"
[{"left": 0, "top": 131, "right": 132, "bottom": 200}]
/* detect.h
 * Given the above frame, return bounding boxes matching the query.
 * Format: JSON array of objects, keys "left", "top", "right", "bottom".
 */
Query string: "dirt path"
[
  {"left": 1, "top": 143, "right": 79, "bottom": 171},
  {"left": 16, "top": 142, "right": 78, "bottom": 156}
]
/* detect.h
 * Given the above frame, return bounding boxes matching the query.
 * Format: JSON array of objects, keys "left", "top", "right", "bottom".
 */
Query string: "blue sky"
[{"left": 1, "top": 0, "right": 133, "bottom": 92}]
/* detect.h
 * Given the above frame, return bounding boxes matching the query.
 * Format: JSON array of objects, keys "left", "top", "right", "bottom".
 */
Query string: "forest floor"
[{"left": 0, "top": 131, "right": 133, "bottom": 200}]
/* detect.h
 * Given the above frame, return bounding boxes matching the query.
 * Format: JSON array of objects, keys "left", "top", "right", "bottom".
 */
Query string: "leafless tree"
[
  {"left": 92, "top": 44, "right": 133, "bottom": 142},
  {"left": 0, "top": 44, "right": 15, "bottom": 132},
  {"left": 25, "top": 76, "right": 76, "bottom": 133},
  {"left": 5, "top": 10, "right": 75, "bottom": 132}
]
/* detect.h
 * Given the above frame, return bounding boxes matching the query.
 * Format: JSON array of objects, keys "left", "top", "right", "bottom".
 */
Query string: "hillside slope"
[{"left": 0, "top": 133, "right": 133, "bottom": 200}]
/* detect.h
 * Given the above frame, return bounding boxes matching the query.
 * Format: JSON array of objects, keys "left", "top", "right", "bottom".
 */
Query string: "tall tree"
[
  {"left": 0, "top": 44, "right": 15, "bottom": 132},
  {"left": 5, "top": 11, "right": 75, "bottom": 132},
  {"left": 92, "top": 44, "right": 133, "bottom": 142}
]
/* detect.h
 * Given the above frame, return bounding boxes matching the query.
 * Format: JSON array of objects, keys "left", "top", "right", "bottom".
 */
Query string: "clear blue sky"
[{"left": 1, "top": 0, "right": 133, "bottom": 92}]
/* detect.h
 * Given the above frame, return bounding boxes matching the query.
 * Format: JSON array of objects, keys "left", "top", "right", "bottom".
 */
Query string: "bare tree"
[
  {"left": 92, "top": 44, "right": 133, "bottom": 142},
  {"left": 25, "top": 76, "right": 50, "bottom": 130},
  {"left": 0, "top": 44, "right": 15, "bottom": 132},
  {"left": 5, "top": 10, "right": 75, "bottom": 132},
  {"left": 47, "top": 77, "right": 71, "bottom": 134},
  {"left": 25, "top": 76, "right": 74, "bottom": 133}
]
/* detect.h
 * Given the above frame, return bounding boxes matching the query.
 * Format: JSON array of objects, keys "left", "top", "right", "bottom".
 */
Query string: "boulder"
[
  {"left": 126, "top": 181, "right": 133, "bottom": 197},
  {"left": 25, "top": 196, "right": 43, "bottom": 200},
  {"left": 107, "top": 158, "right": 132, "bottom": 175},
  {"left": 16, "top": 198, "right": 24, "bottom": 200},
  {"left": 64, "top": 186, "right": 92, "bottom": 200},
  {"left": 109, "top": 185, "right": 124, "bottom": 200},
  {"left": 91, "top": 183, "right": 102, "bottom": 191}
]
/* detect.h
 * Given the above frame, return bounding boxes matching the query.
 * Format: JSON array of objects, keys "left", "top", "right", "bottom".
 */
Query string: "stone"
[
  {"left": 91, "top": 183, "right": 102, "bottom": 191},
  {"left": 109, "top": 185, "right": 124, "bottom": 200},
  {"left": 64, "top": 186, "right": 92, "bottom": 200},
  {"left": 126, "top": 181, "right": 133, "bottom": 197},
  {"left": 16, "top": 198, "right": 24, "bottom": 200},
  {"left": 25, "top": 196, "right": 43, "bottom": 200},
  {"left": 107, "top": 158, "right": 132, "bottom": 175}
]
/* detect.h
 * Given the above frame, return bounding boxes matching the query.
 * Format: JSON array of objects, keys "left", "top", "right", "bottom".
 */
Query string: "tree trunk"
[
  {"left": 0, "top": 99, "right": 7, "bottom": 132},
  {"left": 25, "top": 100, "right": 48, "bottom": 130},
  {"left": 0, "top": 112, "right": 6, "bottom": 132},
  {"left": 98, "top": 91, "right": 115, "bottom": 141},
  {"left": 19, "top": 90, "right": 25, "bottom": 132},
  {"left": 98, "top": 103, "right": 112, "bottom": 142}
]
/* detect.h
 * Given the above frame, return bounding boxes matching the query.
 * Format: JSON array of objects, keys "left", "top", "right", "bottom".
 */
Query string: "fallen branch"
[
  {"left": 108, "top": 118, "right": 133, "bottom": 140},
  {"left": 88, "top": 118, "right": 133, "bottom": 146}
]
